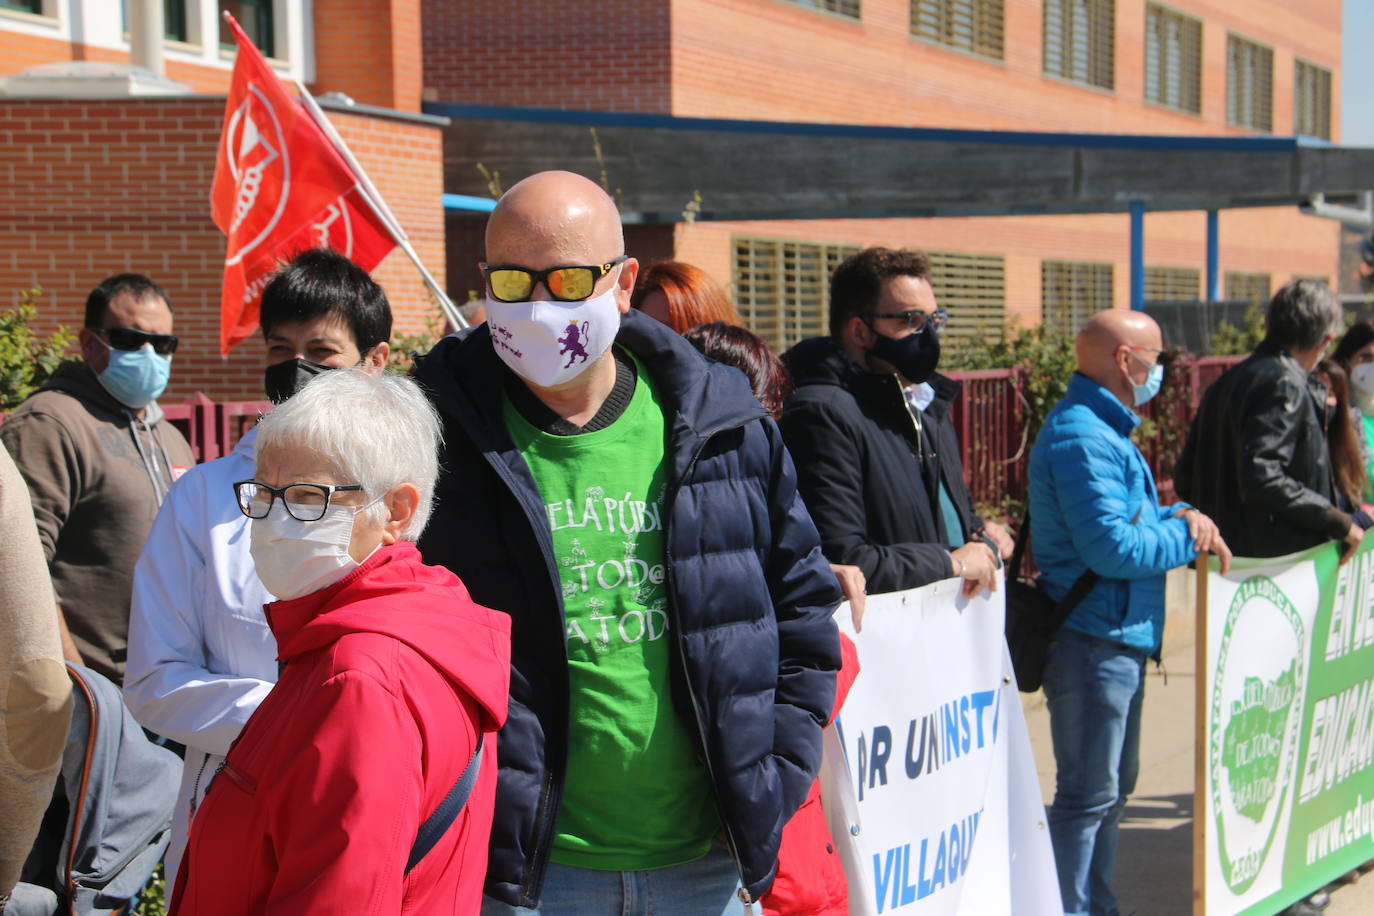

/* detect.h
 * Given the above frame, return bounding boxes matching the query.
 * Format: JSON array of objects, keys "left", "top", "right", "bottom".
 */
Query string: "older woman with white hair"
[{"left": 170, "top": 369, "right": 510, "bottom": 914}]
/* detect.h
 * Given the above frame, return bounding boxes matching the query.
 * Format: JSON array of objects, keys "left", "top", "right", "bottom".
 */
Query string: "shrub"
[{"left": 0, "top": 289, "right": 74, "bottom": 410}]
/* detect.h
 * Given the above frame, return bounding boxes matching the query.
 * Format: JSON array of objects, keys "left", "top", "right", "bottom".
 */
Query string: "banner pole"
[
  {"left": 1194, "top": 553, "right": 1210, "bottom": 916},
  {"left": 293, "top": 81, "right": 468, "bottom": 331}
]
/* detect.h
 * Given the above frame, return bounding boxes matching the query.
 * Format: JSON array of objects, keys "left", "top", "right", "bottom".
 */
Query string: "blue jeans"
[
  {"left": 1042, "top": 628, "right": 1147, "bottom": 916},
  {"left": 480, "top": 843, "right": 741, "bottom": 916}
]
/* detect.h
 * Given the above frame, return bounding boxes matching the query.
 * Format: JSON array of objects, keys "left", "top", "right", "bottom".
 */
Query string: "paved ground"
[{"left": 1021, "top": 639, "right": 1374, "bottom": 916}]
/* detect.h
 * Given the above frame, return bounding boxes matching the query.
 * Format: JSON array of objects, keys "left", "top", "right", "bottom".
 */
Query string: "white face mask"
[
  {"left": 486, "top": 286, "right": 622, "bottom": 388},
  {"left": 1351, "top": 363, "right": 1374, "bottom": 398},
  {"left": 249, "top": 496, "right": 382, "bottom": 601}
]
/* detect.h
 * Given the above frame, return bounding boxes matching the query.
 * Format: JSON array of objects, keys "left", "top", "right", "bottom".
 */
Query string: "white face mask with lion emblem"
[{"left": 485, "top": 286, "right": 622, "bottom": 388}]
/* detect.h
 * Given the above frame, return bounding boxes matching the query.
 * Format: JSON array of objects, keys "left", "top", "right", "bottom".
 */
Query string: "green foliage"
[
  {"left": 1133, "top": 347, "right": 1195, "bottom": 479},
  {"left": 134, "top": 863, "right": 167, "bottom": 916},
  {"left": 1209, "top": 300, "right": 1265, "bottom": 356},
  {"left": 0, "top": 289, "right": 74, "bottom": 410},
  {"left": 944, "top": 321, "right": 1077, "bottom": 448},
  {"left": 944, "top": 323, "right": 1077, "bottom": 522},
  {"left": 388, "top": 313, "right": 447, "bottom": 374}
]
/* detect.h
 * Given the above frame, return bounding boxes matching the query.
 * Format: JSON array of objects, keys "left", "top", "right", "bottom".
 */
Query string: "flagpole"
[{"left": 292, "top": 79, "right": 468, "bottom": 330}]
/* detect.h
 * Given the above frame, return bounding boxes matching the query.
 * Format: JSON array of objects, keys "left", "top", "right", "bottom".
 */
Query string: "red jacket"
[
  {"left": 171, "top": 542, "right": 511, "bottom": 915},
  {"left": 764, "top": 633, "right": 860, "bottom": 916}
]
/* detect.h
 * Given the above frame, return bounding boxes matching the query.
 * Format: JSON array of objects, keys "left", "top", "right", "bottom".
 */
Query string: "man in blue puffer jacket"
[{"left": 1029, "top": 309, "right": 1230, "bottom": 916}]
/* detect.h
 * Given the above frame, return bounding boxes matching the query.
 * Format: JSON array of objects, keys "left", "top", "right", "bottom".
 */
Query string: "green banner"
[{"left": 1203, "top": 538, "right": 1374, "bottom": 915}]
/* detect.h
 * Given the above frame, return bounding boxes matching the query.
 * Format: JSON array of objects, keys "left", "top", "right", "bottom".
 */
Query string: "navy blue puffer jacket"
[{"left": 413, "top": 309, "right": 842, "bottom": 906}]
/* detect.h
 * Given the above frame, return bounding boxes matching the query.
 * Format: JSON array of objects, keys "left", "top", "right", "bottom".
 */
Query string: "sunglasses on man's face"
[
  {"left": 482, "top": 256, "right": 628, "bottom": 303},
  {"left": 92, "top": 327, "right": 179, "bottom": 356}
]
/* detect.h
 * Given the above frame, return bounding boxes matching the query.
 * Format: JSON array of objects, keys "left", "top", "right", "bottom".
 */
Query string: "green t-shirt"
[{"left": 502, "top": 357, "right": 719, "bottom": 871}]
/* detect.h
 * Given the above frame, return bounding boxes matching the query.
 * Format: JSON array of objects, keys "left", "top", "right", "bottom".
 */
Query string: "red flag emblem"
[{"left": 211, "top": 16, "right": 396, "bottom": 355}]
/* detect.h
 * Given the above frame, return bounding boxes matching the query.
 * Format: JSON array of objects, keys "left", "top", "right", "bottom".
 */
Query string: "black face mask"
[
  {"left": 264, "top": 358, "right": 338, "bottom": 404},
  {"left": 865, "top": 323, "right": 941, "bottom": 385}
]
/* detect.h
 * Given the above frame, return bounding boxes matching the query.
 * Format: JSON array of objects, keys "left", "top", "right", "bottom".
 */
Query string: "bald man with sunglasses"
[
  {"left": 414, "top": 171, "right": 841, "bottom": 915},
  {"left": 1, "top": 274, "right": 194, "bottom": 684}
]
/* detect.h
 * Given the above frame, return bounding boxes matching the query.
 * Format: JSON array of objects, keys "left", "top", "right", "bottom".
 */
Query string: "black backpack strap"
[
  {"left": 404, "top": 734, "right": 484, "bottom": 874},
  {"left": 1011, "top": 509, "right": 1100, "bottom": 632},
  {"left": 1049, "top": 569, "right": 1101, "bottom": 632}
]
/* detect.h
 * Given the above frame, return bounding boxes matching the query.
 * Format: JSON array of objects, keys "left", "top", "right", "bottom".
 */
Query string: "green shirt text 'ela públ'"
[{"left": 502, "top": 354, "right": 718, "bottom": 871}]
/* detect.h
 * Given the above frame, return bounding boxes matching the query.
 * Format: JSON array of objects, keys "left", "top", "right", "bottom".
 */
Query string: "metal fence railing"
[
  {"left": 2, "top": 356, "right": 1246, "bottom": 519},
  {"left": 946, "top": 354, "right": 1244, "bottom": 513}
]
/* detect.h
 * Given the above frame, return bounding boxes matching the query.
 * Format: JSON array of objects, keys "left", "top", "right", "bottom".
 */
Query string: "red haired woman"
[{"left": 632, "top": 261, "right": 742, "bottom": 333}]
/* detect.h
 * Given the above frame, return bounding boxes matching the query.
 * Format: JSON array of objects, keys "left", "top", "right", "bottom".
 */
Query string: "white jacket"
[{"left": 123, "top": 427, "right": 276, "bottom": 881}]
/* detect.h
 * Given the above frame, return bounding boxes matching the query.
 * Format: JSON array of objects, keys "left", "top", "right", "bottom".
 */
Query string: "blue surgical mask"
[
  {"left": 1132, "top": 362, "right": 1164, "bottom": 407},
  {"left": 97, "top": 342, "right": 171, "bottom": 409}
]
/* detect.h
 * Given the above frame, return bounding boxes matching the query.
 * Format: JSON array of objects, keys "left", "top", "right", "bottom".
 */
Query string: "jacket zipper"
[
  {"left": 662, "top": 419, "right": 760, "bottom": 902},
  {"left": 186, "top": 754, "right": 213, "bottom": 831},
  {"left": 481, "top": 450, "right": 570, "bottom": 907}
]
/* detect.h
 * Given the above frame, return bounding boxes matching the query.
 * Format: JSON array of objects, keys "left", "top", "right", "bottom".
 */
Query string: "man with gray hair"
[{"left": 1177, "top": 278, "right": 1361, "bottom": 561}]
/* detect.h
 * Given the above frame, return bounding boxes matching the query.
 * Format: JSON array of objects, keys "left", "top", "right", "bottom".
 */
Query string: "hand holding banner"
[{"left": 211, "top": 14, "right": 397, "bottom": 355}]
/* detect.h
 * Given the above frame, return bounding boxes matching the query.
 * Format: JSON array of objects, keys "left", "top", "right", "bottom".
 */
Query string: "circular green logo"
[{"left": 1210, "top": 574, "right": 1306, "bottom": 893}]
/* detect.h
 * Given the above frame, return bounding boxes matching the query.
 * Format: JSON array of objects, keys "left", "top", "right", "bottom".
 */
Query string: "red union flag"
[{"left": 211, "top": 16, "right": 396, "bottom": 354}]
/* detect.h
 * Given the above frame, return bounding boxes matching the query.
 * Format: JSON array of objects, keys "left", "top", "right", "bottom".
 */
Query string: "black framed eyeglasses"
[
  {"left": 233, "top": 480, "right": 364, "bottom": 522},
  {"left": 91, "top": 327, "right": 180, "bottom": 355},
  {"left": 865, "top": 309, "right": 949, "bottom": 334},
  {"left": 482, "top": 255, "right": 628, "bottom": 303}
]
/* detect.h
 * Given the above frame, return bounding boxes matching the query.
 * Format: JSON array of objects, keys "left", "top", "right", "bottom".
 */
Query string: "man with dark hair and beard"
[
  {"left": 123, "top": 248, "right": 391, "bottom": 882},
  {"left": 780, "top": 247, "right": 1011, "bottom": 597}
]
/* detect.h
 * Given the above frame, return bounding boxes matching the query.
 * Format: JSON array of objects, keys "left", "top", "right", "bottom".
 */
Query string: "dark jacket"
[
  {"left": 412, "top": 310, "right": 842, "bottom": 906},
  {"left": 0, "top": 361, "right": 194, "bottom": 683},
  {"left": 779, "top": 337, "right": 981, "bottom": 595},
  {"left": 1175, "top": 340, "right": 1351, "bottom": 558}
]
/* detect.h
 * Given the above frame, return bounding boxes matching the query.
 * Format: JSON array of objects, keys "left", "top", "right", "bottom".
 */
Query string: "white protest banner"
[{"left": 827, "top": 577, "right": 1060, "bottom": 916}]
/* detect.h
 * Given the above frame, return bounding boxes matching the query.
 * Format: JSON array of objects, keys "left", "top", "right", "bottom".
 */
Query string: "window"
[
  {"left": 1144, "top": 266, "right": 1200, "bottom": 302},
  {"left": 119, "top": 0, "right": 189, "bottom": 43},
  {"left": 0, "top": 0, "right": 43, "bottom": 14},
  {"left": 733, "top": 237, "right": 859, "bottom": 352},
  {"left": 1294, "top": 59, "right": 1332, "bottom": 140},
  {"left": 164, "top": 0, "right": 187, "bottom": 42},
  {"left": 221, "top": 0, "right": 274, "bottom": 57},
  {"left": 1044, "top": 0, "right": 1115, "bottom": 90},
  {"left": 927, "top": 251, "right": 1006, "bottom": 343},
  {"left": 1042, "top": 260, "right": 1113, "bottom": 332},
  {"left": 911, "top": 0, "right": 1005, "bottom": 60},
  {"left": 1227, "top": 33, "right": 1273, "bottom": 132},
  {"left": 1225, "top": 271, "right": 1271, "bottom": 303},
  {"left": 1144, "top": 3, "right": 1201, "bottom": 114},
  {"left": 782, "top": 0, "right": 861, "bottom": 19}
]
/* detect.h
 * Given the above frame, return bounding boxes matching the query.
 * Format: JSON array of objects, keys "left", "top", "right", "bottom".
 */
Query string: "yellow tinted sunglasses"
[{"left": 482, "top": 256, "right": 628, "bottom": 303}]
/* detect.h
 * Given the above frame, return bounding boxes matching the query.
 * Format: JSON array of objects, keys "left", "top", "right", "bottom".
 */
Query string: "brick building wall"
[
  {"left": 0, "top": 97, "right": 446, "bottom": 402},
  {"left": 312, "top": 0, "right": 423, "bottom": 112},
  {"left": 0, "top": 1, "right": 425, "bottom": 109},
  {"left": 420, "top": 0, "right": 673, "bottom": 111},
  {"left": 422, "top": 0, "right": 1344, "bottom": 335},
  {"left": 667, "top": 0, "right": 1340, "bottom": 135},
  {"left": 673, "top": 207, "right": 1340, "bottom": 330}
]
